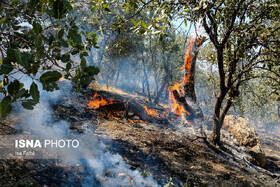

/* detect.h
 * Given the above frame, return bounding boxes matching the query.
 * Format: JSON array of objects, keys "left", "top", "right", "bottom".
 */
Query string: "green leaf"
[
  {"left": 40, "top": 71, "right": 62, "bottom": 91},
  {"left": 22, "top": 100, "right": 36, "bottom": 110},
  {"left": 14, "top": 88, "right": 29, "bottom": 100},
  {"left": 22, "top": 52, "right": 33, "bottom": 65},
  {"left": 35, "top": 36, "right": 42, "bottom": 48},
  {"left": 61, "top": 39, "right": 69, "bottom": 48},
  {"left": 40, "top": 71, "right": 62, "bottom": 82},
  {"left": 141, "top": 20, "right": 147, "bottom": 29},
  {"left": 49, "top": 34, "right": 55, "bottom": 45},
  {"left": 29, "top": 0, "right": 40, "bottom": 10},
  {"left": 6, "top": 48, "right": 16, "bottom": 62},
  {"left": 0, "top": 61, "right": 13, "bottom": 74},
  {"left": 70, "top": 16, "right": 78, "bottom": 26},
  {"left": 131, "top": 19, "right": 138, "bottom": 26},
  {"left": 71, "top": 49, "right": 79, "bottom": 55},
  {"left": 68, "top": 29, "right": 82, "bottom": 45},
  {"left": 0, "top": 79, "right": 4, "bottom": 90},
  {"left": 84, "top": 66, "right": 100, "bottom": 76},
  {"left": 7, "top": 80, "right": 20, "bottom": 97},
  {"left": 0, "top": 17, "right": 7, "bottom": 25},
  {"left": 81, "top": 57, "right": 86, "bottom": 72},
  {"left": 15, "top": 50, "right": 22, "bottom": 65},
  {"left": 0, "top": 96, "right": 12, "bottom": 117},
  {"left": 58, "top": 28, "right": 64, "bottom": 39},
  {"left": 61, "top": 53, "right": 70, "bottom": 62},
  {"left": 33, "top": 22, "right": 43, "bottom": 34},
  {"left": 30, "top": 82, "right": 40, "bottom": 103},
  {"left": 65, "top": 63, "right": 71, "bottom": 71},
  {"left": 52, "top": 0, "right": 72, "bottom": 19},
  {"left": 104, "top": 8, "right": 111, "bottom": 12},
  {"left": 184, "top": 20, "right": 188, "bottom": 27}
]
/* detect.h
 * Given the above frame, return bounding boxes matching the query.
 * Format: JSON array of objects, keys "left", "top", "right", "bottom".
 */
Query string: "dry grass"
[
  {"left": 88, "top": 81, "right": 149, "bottom": 102},
  {"left": 88, "top": 82, "right": 130, "bottom": 96}
]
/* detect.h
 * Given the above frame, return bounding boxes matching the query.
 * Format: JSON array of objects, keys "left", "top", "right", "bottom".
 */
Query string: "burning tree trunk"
[
  {"left": 170, "top": 36, "right": 206, "bottom": 122},
  {"left": 183, "top": 37, "right": 206, "bottom": 102}
]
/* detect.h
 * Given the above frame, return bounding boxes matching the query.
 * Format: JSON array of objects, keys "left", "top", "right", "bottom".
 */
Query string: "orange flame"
[
  {"left": 194, "top": 119, "right": 199, "bottom": 126},
  {"left": 169, "top": 82, "right": 185, "bottom": 116},
  {"left": 143, "top": 106, "right": 158, "bottom": 117},
  {"left": 136, "top": 101, "right": 159, "bottom": 118},
  {"left": 180, "top": 37, "right": 194, "bottom": 72},
  {"left": 87, "top": 93, "right": 114, "bottom": 109}
]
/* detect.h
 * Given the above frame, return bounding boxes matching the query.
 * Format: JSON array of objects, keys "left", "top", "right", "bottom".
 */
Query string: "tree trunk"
[
  {"left": 211, "top": 94, "right": 225, "bottom": 145},
  {"left": 155, "top": 53, "right": 171, "bottom": 104},
  {"left": 184, "top": 41, "right": 198, "bottom": 102},
  {"left": 154, "top": 72, "right": 159, "bottom": 97},
  {"left": 183, "top": 37, "right": 206, "bottom": 101},
  {"left": 142, "top": 53, "right": 151, "bottom": 101},
  {"left": 278, "top": 99, "right": 280, "bottom": 119},
  {"left": 211, "top": 47, "right": 229, "bottom": 145},
  {"left": 154, "top": 77, "right": 167, "bottom": 104},
  {"left": 114, "top": 69, "right": 120, "bottom": 86}
]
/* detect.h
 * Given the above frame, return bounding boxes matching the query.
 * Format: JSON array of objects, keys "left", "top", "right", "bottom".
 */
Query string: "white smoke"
[{"left": 10, "top": 72, "right": 159, "bottom": 186}]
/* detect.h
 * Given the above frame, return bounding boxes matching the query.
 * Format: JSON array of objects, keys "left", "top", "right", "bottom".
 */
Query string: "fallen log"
[{"left": 84, "top": 89, "right": 171, "bottom": 124}]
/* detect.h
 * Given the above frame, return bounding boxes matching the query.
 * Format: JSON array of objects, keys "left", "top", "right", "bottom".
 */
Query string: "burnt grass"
[{"left": 0, "top": 88, "right": 280, "bottom": 186}]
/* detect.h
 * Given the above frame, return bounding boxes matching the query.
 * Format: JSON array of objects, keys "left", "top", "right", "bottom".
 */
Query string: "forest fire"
[{"left": 87, "top": 36, "right": 206, "bottom": 124}]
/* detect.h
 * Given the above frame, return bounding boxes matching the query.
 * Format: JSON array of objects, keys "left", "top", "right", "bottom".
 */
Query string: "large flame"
[
  {"left": 180, "top": 36, "right": 194, "bottom": 72},
  {"left": 169, "top": 37, "right": 196, "bottom": 117}
]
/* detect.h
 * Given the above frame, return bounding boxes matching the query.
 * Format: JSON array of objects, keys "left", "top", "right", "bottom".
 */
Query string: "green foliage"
[
  {"left": 0, "top": 96, "right": 12, "bottom": 118},
  {"left": 0, "top": 0, "right": 100, "bottom": 117}
]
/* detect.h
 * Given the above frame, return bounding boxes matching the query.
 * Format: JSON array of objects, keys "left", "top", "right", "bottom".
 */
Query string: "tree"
[
  {"left": 193, "top": 0, "right": 280, "bottom": 144},
  {"left": 0, "top": 0, "right": 99, "bottom": 117}
]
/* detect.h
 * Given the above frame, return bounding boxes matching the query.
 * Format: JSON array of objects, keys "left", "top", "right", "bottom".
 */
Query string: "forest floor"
[{"left": 0, "top": 83, "right": 279, "bottom": 186}]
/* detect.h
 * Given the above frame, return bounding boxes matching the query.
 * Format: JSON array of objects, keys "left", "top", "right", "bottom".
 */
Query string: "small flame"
[
  {"left": 169, "top": 82, "right": 185, "bottom": 116},
  {"left": 87, "top": 93, "right": 114, "bottom": 109},
  {"left": 143, "top": 106, "right": 158, "bottom": 117},
  {"left": 136, "top": 101, "right": 160, "bottom": 118}
]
